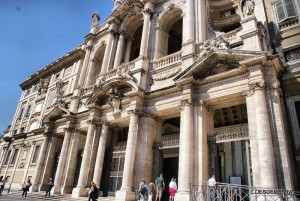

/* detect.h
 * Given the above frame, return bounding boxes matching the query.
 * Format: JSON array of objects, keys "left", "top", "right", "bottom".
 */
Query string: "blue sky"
[{"left": 0, "top": 0, "right": 113, "bottom": 134}]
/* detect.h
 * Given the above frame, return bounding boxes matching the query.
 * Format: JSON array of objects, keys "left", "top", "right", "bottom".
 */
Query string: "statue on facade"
[
  {"left": 241, "top": 0, "right": 255, "bottom": 17},
  {"left": 92, "top": 12, "right": 100, "bottom": 27},
  {"left": 95, "top": 76, "right": 106, "bottom": 88},
  {"left": 117, "top": 67, "right": 134, "bottom": 81},
  {"left": 107, "top": 88, "right": 121, "bottom": 115},
  {"left": 37, "top": 78, "right": 50, "bottom": 95},
  {"left": 199, "top": 36, "right": 229, "bottom": 59}
]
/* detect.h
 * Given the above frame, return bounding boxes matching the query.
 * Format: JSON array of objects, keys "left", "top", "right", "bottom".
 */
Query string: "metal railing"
[{"left": 190, "top": 182, "right": 300, "bottom": 201}]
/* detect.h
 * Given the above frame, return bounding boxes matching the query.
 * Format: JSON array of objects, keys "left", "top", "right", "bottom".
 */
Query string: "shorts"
[
  {"left": 169, "top": 188, "right": 176, "bottom": 196},
  {"left": 156, "top": 187, "right": 163, "bottom": 199}
]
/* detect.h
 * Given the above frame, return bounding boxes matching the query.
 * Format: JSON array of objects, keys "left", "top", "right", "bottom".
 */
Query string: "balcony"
[
  {"left": 213, "top": 14, "right": 241, "bottom": 29},
  {"left": 152, "top": 51, "right": 182, "bottom": 71}
]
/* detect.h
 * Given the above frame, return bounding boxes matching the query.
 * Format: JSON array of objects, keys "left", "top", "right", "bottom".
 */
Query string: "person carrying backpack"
[{"left": 139, "top": 179, "right": 147, "bottom": 201}]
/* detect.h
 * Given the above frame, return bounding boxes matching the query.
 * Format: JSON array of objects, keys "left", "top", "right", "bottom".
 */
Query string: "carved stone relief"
[{"left": 107, "top": 88, "right": 122, "bottom": 115}]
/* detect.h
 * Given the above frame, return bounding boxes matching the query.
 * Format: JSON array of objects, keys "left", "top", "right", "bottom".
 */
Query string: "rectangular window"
[
  {"left": 10, "top": 149, "right": 19, "bottom": 165},
  {"left": 24, "top": 105, "right": 31, "bottom": 116},
  {"left": 275, "top": 0, "right": 298, "bottom": 23},
  {"left": 31, "top": 145, "right": 41, "bottom": 163},
  {"left": 4, "top": 150, "right": 11, "bottom": 165},
  {"left": 17, "top": 108, "right": 24, "bottom": 119}
]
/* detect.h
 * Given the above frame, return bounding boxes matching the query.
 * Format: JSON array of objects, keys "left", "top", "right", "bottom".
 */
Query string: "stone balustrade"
[
  {"left": 152, "top": 51, "right": 182, "bottom": 71},
  {"left": 102, "top": 61, "right": 135, "bottom": 80},
  {"left": 162, "top": 134, "right": 180, "bottom": 147},
  {"left": 209, "top": 124, "right": 249, "bottom": 143},
  {"left": 113, "top": 141, "right": 127, "bottom": 152}
]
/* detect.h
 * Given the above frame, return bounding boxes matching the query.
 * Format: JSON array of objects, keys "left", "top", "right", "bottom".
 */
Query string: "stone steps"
[{"left": 0, "top": 191, "right": 116, "bottom": 201}]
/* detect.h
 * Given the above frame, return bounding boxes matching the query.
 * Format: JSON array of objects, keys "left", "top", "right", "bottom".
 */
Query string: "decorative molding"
[{"left": 152, "top": 67, "right": 181, "bottom": 81}]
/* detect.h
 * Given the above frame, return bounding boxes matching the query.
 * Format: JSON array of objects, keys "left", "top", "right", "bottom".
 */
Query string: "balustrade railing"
[
  {"left": 101, "top": 61, "right": 136, "bottom": 80},
  {"left": 162, "top": 134, "right": 180, "bottom": 147},
  {"left": 191, "top": 182, "right": 300, "bottom": 201},
  {"left": 152, "top": 51, "right": 182, "bottom": 70}
]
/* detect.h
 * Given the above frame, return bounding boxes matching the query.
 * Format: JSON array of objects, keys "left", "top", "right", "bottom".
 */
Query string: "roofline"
[{"left": 19, "top": 45, "right": 85, "bottom": 90}]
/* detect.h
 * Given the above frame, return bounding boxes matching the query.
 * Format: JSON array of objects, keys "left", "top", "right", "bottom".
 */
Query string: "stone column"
[
  {"left": 52, "top": 127, "right": 74, "bottom": 194},
  {"left": 139, "top": 7, "right": 152, "bottom": 58},
  {"left": 183, "top": 0, "right": 194, "bottom": 44},
  {"left": 61, "top": 132, "right": 81, "bottom": 193},
  {"left": 197, "top": 102, "right": 209, "bottom": 183},
  {"left": 93, "top": 123, "right": 109, "bottom": 186},
  {"left": 114, "top": 32, "right": 125, "bottom": 68},
  {"left": 181, "top": 0, "right": 195, "bottom": 70},
  {"left": 116, "top": 110, "right": 139, "bottom": 201},
  {"left": 101, "top": 25, "right": 116, "bottom": 73},
  {"left": 267, "top": 82, "right": 293, "bottom": 189},
  {"left": 154, "top": 26, "right": 162, "bottom": 60},
  {"left": 124, "top": 37, "right": 133, "bottom": 63},
  {"left": 175, "top": 99, "right": 193, "bottom": 201},
  {"left": 251, "top": 81, "right": 277, "bottom": 188},
  {"left": 32, "top": 135, "right": 51, "bottom": 192},
  {"left": 72, "top": 121, "right": 96, "bottom": 198},
  {"left": 85, "top": 59, "right": 98, "bottom": 86},
  {"left": 244, "top": 91, "right": 260, "bottom": 187}
]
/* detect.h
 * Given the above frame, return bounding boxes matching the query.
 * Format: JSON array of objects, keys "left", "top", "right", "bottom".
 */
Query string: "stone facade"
[{"left": 0, "top": 0, "right": 299, "bottom": 200}]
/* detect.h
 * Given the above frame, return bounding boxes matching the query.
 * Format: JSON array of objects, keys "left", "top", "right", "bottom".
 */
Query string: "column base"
[
  {"left": 31, "top": 184, "right": 39, "bottom": 192},
  {"left": 51, "top": 185, "right": 63, "bottom": 195},
  {"left": 72, "top": 186, "right": 88, "bottom": 198},
  {"left": 115, "top": 190, "right": 136, "bottom": 201},
  {"left": 61, "top": 185, "right": 73, "bottom": 194},
  {"left": 174, "top": 191, "right": 190, "bottom": 201}
]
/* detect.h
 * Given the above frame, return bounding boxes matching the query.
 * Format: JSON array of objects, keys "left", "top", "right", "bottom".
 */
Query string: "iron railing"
[{"left": 190, "top": 182, "right": 300, "bottom": 201}]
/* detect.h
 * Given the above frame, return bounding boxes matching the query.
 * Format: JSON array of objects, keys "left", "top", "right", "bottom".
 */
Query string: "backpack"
[
  {"left": 94, "top": 186, "right": 99, "bottom": 199},
  {"left": 141, "top": 184, "right": 148, "bottom": 192}
]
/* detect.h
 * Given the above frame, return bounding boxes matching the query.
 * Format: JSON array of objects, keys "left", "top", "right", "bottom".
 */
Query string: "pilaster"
[{"left": 101, "top": 24, "right": 117, "bottom": 74}]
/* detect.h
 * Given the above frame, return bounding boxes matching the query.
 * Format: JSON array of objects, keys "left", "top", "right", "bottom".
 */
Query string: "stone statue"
[
  {"left": 92, "top": 12, "right": 100, "bottom": 27},
  {"left": 117, "top": 67, "right": 134, "bottom": 81},
  {"left": 107, "top": 88, "right": 121, "bottom": 115},
  {"left": 95, "top": 76, "right": 106, "bottom": 88},
  {"left": 241, "top": 0, "right": 255, "bottom": 17},
  {"left": 55, "top": 79, "right": 64, "bottom": 96},
  {"left": 37, "top": 78, "right": 50, "bottom": 95}
]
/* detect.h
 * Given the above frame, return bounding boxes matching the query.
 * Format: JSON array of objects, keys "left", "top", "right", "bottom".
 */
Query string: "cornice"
[{"left": 20, "top": 47, "right": 85, "bottom": 90}]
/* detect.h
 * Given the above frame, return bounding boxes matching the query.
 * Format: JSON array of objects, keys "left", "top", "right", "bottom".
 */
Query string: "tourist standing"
[
  {"left": 45, "top": 178, "right": 54, "bottom": 196},
  {"left": 169, "top": 178, "right": 177, "bottom": 201},
  {"left": 147, "top": 181, "right": 155, "bottom": 201},
  {"left": 88, "top": 181, "right": 99, "bottom": 201},
  {"left": 208, "top": 175, "right": 216, "bottom": 201},
  {"left": 22, "top": 179, "right": 31, "bottom": 198},
  {"left": 155, "top": 174, "right": 165, "bottom": 201},
  {"left": 139, "top": 179, "right": 147, "bottom": 201}
]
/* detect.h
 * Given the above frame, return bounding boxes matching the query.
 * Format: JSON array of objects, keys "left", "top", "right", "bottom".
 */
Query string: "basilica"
[{"left": 0, "top": 0, "right": 299, "bottom": 200}]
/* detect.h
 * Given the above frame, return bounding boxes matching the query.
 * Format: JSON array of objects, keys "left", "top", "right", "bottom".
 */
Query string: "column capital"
[
  {"left": 179, "top": 99, "right": 193, "bottom": 111},
  {"left": 127, "top": 109, "right": 140, "bottom": 116},
  {"left": 87, "top": 119, "right": 100, "bottom": 126}
]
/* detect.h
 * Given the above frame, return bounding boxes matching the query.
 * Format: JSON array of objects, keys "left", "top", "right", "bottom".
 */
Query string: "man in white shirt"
[{"left": 207, "top": 175, "right": 216, "bottom": 201}]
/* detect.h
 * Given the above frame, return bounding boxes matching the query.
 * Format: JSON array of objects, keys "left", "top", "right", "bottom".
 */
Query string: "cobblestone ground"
[{"left": 0, "top": 191, "right": 116, "bottom": 201}]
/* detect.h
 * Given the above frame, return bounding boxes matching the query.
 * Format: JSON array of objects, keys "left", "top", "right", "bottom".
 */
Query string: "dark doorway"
[{"left": 162, "top": 157, "right": 178, "bottom": 201}]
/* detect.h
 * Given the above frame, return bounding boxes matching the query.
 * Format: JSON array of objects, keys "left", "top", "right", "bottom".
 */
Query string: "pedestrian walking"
[
  {"left": 139, "top": 179, "right": 147, "bottom": 201},
  {"left": 88, "top": 181, "right": 99, "bottom": 201},
  {"left": 155, "top": 174, "right": 165, "bottom": 201},
  {"left": 169, "top": 178, "right": 177, "bottom": 201}
]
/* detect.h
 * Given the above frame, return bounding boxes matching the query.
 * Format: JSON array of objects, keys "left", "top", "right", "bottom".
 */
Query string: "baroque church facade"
[{"left": 0, "top": 0, "right": 300, "bottom": 200}]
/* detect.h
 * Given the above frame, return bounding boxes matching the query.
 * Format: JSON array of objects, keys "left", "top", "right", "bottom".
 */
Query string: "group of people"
[{"left": 139, "top": 174, "right": 178, "bottom": 201}]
